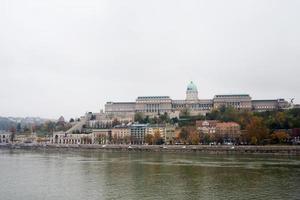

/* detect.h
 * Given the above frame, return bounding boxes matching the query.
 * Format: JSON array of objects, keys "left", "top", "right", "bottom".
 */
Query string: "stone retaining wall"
[{"left": 1, "top": 144, "right": 300, "bottom": 155}]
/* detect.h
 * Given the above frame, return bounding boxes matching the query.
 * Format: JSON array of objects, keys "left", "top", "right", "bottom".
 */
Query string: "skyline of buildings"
[
  {"left": 1, "top": 81, "right": 298, "bottom": 146},
  {"left": 104, "top": 81, "right": 292, "bottom": 120},
  {"left": 0, "top": 80, "right": 297, "bottom": 120}
]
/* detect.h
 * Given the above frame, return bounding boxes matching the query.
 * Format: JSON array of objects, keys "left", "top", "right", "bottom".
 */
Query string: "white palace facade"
[{"left": 104, "top": 81, "right": 290, "bottom": 119}]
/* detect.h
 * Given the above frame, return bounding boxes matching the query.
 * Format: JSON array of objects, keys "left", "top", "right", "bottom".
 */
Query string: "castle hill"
[
  {"left": 1, "top": 81, "right": 300, "bottom": 155},
  {"left": 2, "top": 1, "right": 300, "bottom": 199}
]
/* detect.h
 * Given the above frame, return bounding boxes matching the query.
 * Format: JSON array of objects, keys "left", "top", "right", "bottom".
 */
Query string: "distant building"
[
  {"left": 215, "top": 122, "right": 241, "bottom": 141},
  {"left": 196, "top": 120, "right": 218, "bottom": 134},
  {"left": 146, "top": 124, "right": 166, "bottom": 138},
  {"left": 104, "top": 81, "right": 290, "bottom": 119},
  {"left": 164, "top": 126, "right": 177, "bottom": 145},
  {"left": 105, "top": 102, "right": 136, "bottom": 119},
  {"left": 130, "top": 124, "right": 148, "bottom": 145},
  {"left": 105, "top": 81, "right": 214, "bottom": 118},
  {"left": 92, "top": 129, "right": 111, "bottom": 144},
  {"left": 51, "top": 128, "right": 111, "bottom": 145},
  {"left": 146, "top": 124, "right": 176, "bottom": 141},
  {"left": 111, "top": 125, "right": 130, "bottom": 144},
  {"left": 293, "top": 104, "right": 300, "bottom": 109},
  {"left": 252, "top": 99, "right": 289, "bottom": 112},
  {"left": 213, "top": 94, "right": 252, "bottom": 110},
  {"left": 52, "top": 132, "right": 89, "bottom": 144},
  {"left": 136, "top": 96, "right": 173, "bottom": 115},
  {"left": 196, "top": 120, "right": 241, "bottom": 144},
  {"left": 0, "top": 132, "right": 11, "bottom": 144}
]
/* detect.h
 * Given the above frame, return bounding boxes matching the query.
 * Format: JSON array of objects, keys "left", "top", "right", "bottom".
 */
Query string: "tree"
[
  {"left": 44, "top": 121, "right": 56, "bottom": 133},
  {"left": 153, "top": 130, "right": 163, "bottom": 145},
  {"left": 245, "top": 116, "right": 269, "bottom": 145},
  {"left": 250, "top": 136, "right": 258, "bottom": 145},
  {"left": 112, "top": 118, "right": 121, "bottom": 127},
  {"left": 177, "top": 126, "right": 198, "bottom": 144},
  {"left": 69, "top": 118, "right": 75, "bottom": 123},
  {"left": 237, "top": 111, "right": 253, "bottom": 129},
  {"left": 206, "top": 109, "right": 221, "bottom": 120},
  {"left": 188, "top": 131, "right": 200, "bottom": 145},
  {"left": 179, "top": 127, "right": 189, "bottom": 143},
  {"left": 171, "top": 117, "right": 179, "bottom": 124},
  {"left": 145, "top": 134, "right": 154, "bottom": 145},
  {"left": 275, "top": 112, "right": 287, "bottom": 128},
  {"left": 271, "top": 131, "right": 289, "bottom": 144},
  {"left": 144, "top": 116, "right": 150, "bottom": 124},
  {"left": 159, "top": 112, "right": 170, "bottom": 123},
  {"left": 151, "top": 116, "right": 159, "bottom": 124},
  {"left": 134, "top": 112, "right": 145, "bottom": 123},
  {"left": 201, "top": 133, "right": 215, "bottom": 144},
  {"left": 124, "top": 135, "right": 131, "bottom": 144},
  {"left": 111, "top": 134, "right": 119, "bottom": 144},
  {"left": 180, "top": 108, "right": 190, "bottom": 118},
  {"left": 221, "top": 107, "right": 239, "bottom": 122}
]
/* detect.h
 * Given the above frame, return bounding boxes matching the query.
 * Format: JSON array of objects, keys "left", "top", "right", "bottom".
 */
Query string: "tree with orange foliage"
[
  {"left": 245, "top": 116, "right": 269, "bottom": 145},
  {"left": 178, "top": 126, "right": 199, "bottom": 144},
  {"left": 271, "top": 131, "right": 289, "bottom": 144},
  {"left": 188, "top": 131, "right": 200, "bottom": 145},
  {"left": 145, "top": 134, "right": 154, "bottom": 145},
  {"left": 153, "top": 130, "right": 163, "bottom": 145}
]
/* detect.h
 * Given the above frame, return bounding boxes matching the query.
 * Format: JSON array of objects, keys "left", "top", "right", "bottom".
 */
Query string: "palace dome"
[
  {"left": 186, "top": 81, "right": 199, "bottom": 101},
  {"left": 187, "top": 81, "right": 198, "bottom": 92}
]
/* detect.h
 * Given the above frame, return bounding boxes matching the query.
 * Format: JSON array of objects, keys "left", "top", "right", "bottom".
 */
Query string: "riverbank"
[{"left": 1, "top": 143, "right": 300, "bottom": 155}]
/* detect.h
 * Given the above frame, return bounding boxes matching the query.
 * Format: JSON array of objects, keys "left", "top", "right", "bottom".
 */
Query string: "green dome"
[{"left": 187, "top": 81, "right": 198, "bottom": 91}]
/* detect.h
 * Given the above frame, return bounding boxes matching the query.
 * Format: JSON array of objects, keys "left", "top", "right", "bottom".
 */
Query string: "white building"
[
  {"left": 105, "top": 81, "right": 213, "bottom": 117},
  {"left": 0, "top": 132, "right": 11, "bottom": 144}
]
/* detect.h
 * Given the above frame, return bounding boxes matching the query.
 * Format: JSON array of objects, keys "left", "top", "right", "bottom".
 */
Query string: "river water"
[{"left": 0, "top": 149, "right": 299, "bottom": 200}]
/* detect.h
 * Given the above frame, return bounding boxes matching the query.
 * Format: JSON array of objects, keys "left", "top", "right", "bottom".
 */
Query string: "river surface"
[{"left": 0, "top": 149, "right": 299, "bottom": 200}]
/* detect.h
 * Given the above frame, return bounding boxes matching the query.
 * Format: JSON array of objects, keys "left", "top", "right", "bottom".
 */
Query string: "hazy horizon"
[{"left": 1, "top": 0, "right": 300, "bottom": 119}]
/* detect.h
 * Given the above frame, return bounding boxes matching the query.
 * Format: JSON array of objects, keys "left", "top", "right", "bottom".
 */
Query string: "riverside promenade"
[{"left": 1, "top": 143, "right": 300, "bottom": 155}]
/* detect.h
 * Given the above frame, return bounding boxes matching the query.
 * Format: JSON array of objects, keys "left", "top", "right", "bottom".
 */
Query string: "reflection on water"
[{"left": 0, "top": 150, "right": 299, "bottom": 200}]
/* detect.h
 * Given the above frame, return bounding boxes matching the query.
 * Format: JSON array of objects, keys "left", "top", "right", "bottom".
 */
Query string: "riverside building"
[
  {"left": 196, "top": 120, "right": 241, "bottom": 144},
  {"left": 51, "top": 123, "right": 176, "bottom": 145},
  {"left": 0, "top": 132, "right": 11, "bottom": 144}
]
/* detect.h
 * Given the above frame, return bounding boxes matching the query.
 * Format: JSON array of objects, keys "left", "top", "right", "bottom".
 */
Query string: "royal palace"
[{"left": 105, "top": 81, "right": 290, "bottom": 119}]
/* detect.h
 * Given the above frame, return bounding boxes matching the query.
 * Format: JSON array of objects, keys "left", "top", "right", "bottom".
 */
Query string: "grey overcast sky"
[{"left": 0, "top": 0, "right": 299, "bottom": 119}]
